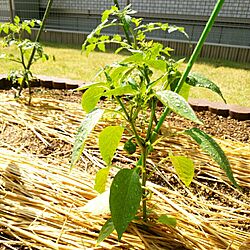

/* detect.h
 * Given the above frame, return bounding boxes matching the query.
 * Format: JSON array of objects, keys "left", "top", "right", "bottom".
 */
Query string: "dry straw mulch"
[{"left": 0, "top": 93, "right": 249, "bottom": 249}]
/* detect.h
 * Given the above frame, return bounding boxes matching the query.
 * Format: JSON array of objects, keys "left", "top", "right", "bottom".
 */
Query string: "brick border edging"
[
  {"left": 1, "top": 74, "right": 250, "bottom": 121},
  {"left": 189, "top": 98, "right": 250, "bottom": 121}
]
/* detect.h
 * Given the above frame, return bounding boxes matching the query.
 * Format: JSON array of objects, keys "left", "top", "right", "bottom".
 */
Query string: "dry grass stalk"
[{"left": 0, "top": 93, "right": 249, "bottom": 249}]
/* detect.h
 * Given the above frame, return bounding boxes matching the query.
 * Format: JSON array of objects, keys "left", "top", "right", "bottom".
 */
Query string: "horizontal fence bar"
[
  {"left": 0, "top": 27, "right": 249, "bottom": 63},
  {"left": 27, "top": 28, "right": 250, "bottom": 63}
]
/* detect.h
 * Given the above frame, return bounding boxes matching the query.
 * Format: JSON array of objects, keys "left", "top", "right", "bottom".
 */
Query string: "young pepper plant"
[
  {"left": 0, "top": 16, "right": 47, "bottom": 102},
  {"left": 71, "top": 0, "right": 239, "bottom": 243},
  {"left": 0, "top": 0, "right": 53, "bottom": 104}
]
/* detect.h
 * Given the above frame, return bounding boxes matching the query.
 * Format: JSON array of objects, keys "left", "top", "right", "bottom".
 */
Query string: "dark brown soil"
[{"left": 169, "top": 111, "right": 250, "bottom": 143}]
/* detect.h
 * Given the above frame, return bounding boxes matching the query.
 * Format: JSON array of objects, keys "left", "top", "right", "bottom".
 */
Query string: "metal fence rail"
[{"left": 1, "top": 0, "right": 250, "bottom": 62}]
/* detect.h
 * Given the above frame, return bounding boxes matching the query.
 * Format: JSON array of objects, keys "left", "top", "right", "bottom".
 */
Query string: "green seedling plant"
[
  {"left": 71, "top": 0, "right": 238, "bottom": 243},
  {"left": 0, "top": 16, "right": 48, "bottom": 102},
  {"left": 0, "top": 0, "right": 53, "bottom": 104}
]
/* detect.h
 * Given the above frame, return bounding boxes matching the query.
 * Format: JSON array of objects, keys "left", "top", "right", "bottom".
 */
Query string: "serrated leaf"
[
  {"left": 97, "top": 43, "right": 106, "bottom": 52},
  {"left": 156, "top": 90, "right": 202, "bottom": 124},
  {"left": 99, "top": 126, "right": 124, "bottom": 165},
  {"left": 97, "top": 218, "right": 115, "bottom": 245},
  {"left": 169, "top": 154, "right": 194, "bottom": 187},
  {"left": 3, "top": 25, "right": 9, "bottom": 34},
  {"left": 86, "top": 44, "right": 96, "bottom": 55},
  {"left": 158, "top": 215, "right": 177, "bottom": 227},
  {"left": 71, "top": 109, "right": 104, "bottom": 169},
  {"left": 14, "top": 16, "right": 20, "bottom": 24},
  {"left": 184, "top": 128, "right": 239, "bottom": 188},
  {"left": 113, "top": 34, "right": 122, "bottom": 42},
  {"left": 101, "top": 9, "right": 113, "bottom": 23},
  {"left": 24, "top": 25, "right": 31, "bottom": 34},
  {"left": 187, "top": 72, "right": 226, "bottom": 103},
  {"left": 94, "top": 167, "right": 111, "bottom": 193},
  {"left": 81, "top": 86, "right": 106, "bottom": 113},
  {"left": 110, "top": 169, "right": 142, "bottom": 240},
  {"left": 99, "top": 35, "right": 109, "bottom": 41}
]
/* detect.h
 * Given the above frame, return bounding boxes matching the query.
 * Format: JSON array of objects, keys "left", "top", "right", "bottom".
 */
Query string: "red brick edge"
[{"left": 1, "top": 74, "right": 250, "bottom": 121}]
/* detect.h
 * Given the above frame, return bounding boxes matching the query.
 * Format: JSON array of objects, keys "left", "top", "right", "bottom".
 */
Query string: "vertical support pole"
[{"left": 8, "top": 0, "right": 14, "bottom": 22}]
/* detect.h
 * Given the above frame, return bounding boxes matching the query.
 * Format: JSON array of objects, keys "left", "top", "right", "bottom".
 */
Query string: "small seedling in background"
[
  {"left": 0, "top": 0, "right": 54, "bottom": 105},
  {"left": 0, "top": 16, "right": 48, "bottom": 103},
  {"left": 71, "top": 0, "right": 238, "bottom": 243}
]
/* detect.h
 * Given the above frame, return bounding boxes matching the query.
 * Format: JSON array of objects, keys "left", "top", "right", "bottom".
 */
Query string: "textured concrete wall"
[{"left": 39, "top": 0, "right": 250, "bottom": 18}]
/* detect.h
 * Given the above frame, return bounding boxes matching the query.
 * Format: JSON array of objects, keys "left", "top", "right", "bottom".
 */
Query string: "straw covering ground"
[{"left": 0, "top": 91, "right": 249, "bottom": 249}]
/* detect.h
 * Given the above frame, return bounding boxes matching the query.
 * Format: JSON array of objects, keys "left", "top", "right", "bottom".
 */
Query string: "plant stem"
[
  {"left": 26, "top": 0, "right": 53, "bottom": 69},
  {"left": 113, "top": 0, "right": 132, "bottom": 46},
  {"left": 116, "top": 97, "right": 144, "bottom": 148},
  {"left": 151, "top": 0, "right": 225, "bottom": 143},
  {"left": 22, "top": 0, "right": 53, "bottom": 104},
  {"left": 141, "top": 146, "right": 148, "bottom": 221},
  {"left": 146, "top": 98, "right": 157, "bottom": 141}
]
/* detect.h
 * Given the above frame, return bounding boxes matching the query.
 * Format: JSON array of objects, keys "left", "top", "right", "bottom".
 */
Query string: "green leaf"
[
  {"left": 94, "top": 167, "right": 111, "bottom": 193},
  {"left": 24, "top": 25, "right": 31, "bottom": 34},
  {"left": 99, "top": 35, "right": 109, "bottom": 41},
  {"left": 75, "top": 82, "right": 106, "bottom": 92},
  {"left": 99, "top": 126, "right": 124, "bottom": 165},
  {"left": 71, "top": 109, "right": 104, "bottom": 169},
  {"left": 110, "top": 169, "right": 142, "bottom": 240},
  {"left": 14, "top": 16, "right": 20, "bottom": 24},
  {"left": 110, "top": 65, "right": 129, "bottom": 83},
  {"left": 81, "top": 86, "right": 106, "bottom": 113},
  {"left": 187, "top": 72, "right": 226, "bottom": 103},
  {"left": 3, "top": 25, "right": 9, "bottom": 34},
  {"left": 101, "top": 9, "right": 113, "bottom": 23},
  {"left": 169, "top": 154, "right": 194, "bottom": 187},
  {"left": 86, "top": 44, "right": 96, "bottom": 55},
  {"left": 184, "top": 128, "right": 239, "bottom": 188},
  {"left": 156, "top": 90, "right": 202, "bottom": 124},
  {"left": 113, "top": 34, "right": 122, "bottom": 42},
  {"left": 147, "top": 59, "right": 166, "bottom": 71},
  {"left": 179, "top": 82, "right": 190, "bottom": 101},
  {"left": 104, "top": 85, "right": 137, "bottom": 97},
  {"left": 97, "top": 43, "right": 106, "bottom": 52},
  {"left": 97, "top": 218, "right": 115, "bottom": 245},
  {"left": 122, "top": 14, "right": 132, "bottom": 35},
  {"left": 158, "top": 215, "right": 177, "bottom": 227},
  {"left": 122, "top": 53, "right": 143, "bottom": 64}
]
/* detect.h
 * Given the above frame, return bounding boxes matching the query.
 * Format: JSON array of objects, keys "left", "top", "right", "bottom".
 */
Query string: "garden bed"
[{"left": 0, "top": 88, "right": 249, "bottom": 249}]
